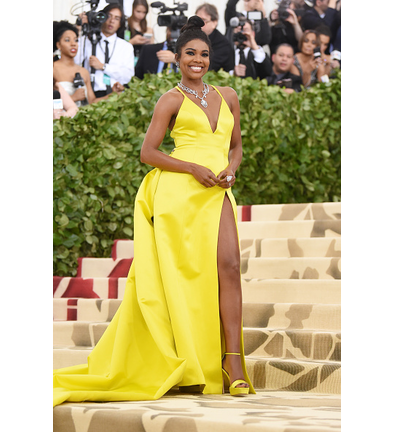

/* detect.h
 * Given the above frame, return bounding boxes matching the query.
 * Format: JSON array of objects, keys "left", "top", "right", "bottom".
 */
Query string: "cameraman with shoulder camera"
[
  {"left": 75, "top": 3, "right": 135, "bottom": 97},
  {"left": 268, "top": 1, "right": 303, "bottom": 55},
  {"left": 225, "top": 0, "right": 271, "bottom": 47},
  {"left": 231, "top": 18, "right": 272, "bottom": 80}
]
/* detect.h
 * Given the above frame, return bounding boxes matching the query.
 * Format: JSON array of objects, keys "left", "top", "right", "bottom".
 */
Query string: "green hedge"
[{"left": 54, "top": 70, "right": 340, "bottom": 276}]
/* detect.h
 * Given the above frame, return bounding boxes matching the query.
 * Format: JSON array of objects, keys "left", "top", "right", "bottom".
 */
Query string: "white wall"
[{"left": 53, "top": 0, "right": 278, "bottom": 41}]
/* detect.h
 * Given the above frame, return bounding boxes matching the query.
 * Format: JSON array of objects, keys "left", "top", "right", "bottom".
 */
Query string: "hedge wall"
[{"left": 54, "top": 70, "right": 341, "bottom": 276}]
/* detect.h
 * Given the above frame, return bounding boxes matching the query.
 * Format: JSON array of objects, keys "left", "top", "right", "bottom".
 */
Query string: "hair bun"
[{"left": 180, "top": 15, "right": 205, "bottom": 33}]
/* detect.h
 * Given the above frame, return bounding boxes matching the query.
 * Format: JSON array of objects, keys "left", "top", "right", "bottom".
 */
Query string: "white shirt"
[
  {"left": 75, "top": 32, "right": 135, "bottom": 92},
  {"left": 229, "top": 45, "right": 266, "bottom": 76},
  {"left": 235, "top": 46, "right": 266, "bottom": 65}
]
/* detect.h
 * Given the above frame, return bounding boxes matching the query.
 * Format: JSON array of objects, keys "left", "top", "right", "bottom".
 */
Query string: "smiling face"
[
  {"left": 176, "top": 38, "right": 210, "bottom": 81},
  {"left": 56, "top": 30, "right": 78, "bottom": 58}
]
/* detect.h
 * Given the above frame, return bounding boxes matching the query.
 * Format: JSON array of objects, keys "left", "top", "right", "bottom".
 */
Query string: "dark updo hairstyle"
[
  {"left": 53, "top": 20, "right": 78, "bottom": 53},
  {"left": 175, "top": 16, "right": 213, "bottom": 59}
]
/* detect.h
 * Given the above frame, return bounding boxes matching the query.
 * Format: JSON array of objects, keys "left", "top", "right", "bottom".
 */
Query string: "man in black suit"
[
  {"left": 232, "top": 19, "right": 272, "bottom": 80},
  {"left": 135, "top": 27, "right": 178, "bottom": 79},
  {"left": 264, "top": 43, "right": 302, "bottom": 93},
  {"left": 195, "top": 3, "right": 234, "bottom": 72}
]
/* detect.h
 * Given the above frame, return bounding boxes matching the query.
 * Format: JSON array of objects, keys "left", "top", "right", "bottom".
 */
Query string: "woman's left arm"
[{"left": 217, "top": 87, "right": 243, "bottom": 188}]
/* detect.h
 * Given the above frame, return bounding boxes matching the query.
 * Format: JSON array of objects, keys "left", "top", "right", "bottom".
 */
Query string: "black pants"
[{"left": 94, "top": 90, "right": 109, "bottom": 98}]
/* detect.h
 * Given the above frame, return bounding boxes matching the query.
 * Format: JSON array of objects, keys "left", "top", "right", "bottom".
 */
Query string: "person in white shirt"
[
  {"left": 76, "top": 3, "right": 135, "bottom": 97},
  {"left": 231, "top": 19, "right": 271, "bottom": 80}
]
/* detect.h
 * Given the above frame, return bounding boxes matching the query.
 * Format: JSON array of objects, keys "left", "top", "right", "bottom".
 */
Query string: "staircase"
[{"left": 53, "top": 202, "right": 341, "bottom": 431}]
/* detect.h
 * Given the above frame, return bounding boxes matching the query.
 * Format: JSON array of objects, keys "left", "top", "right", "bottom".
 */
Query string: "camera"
[
  {"left": 275, "top": 0, "right": 305, "bottom": 24},
  {"left": 277, "top": 0, "right": 291, "bottom": 21},
  {"left": 229, "top": 16, "right": 248, "bottom": 46},
  {"left": 75, "top": 1, "right": 109, "bottom": 40},
  {"left": 276, "top": 78, "right": 292, "bottom": 89},
  {"left": 151, "top": 1, "right": 188, "bottom": 51},
  {"left": 313, "top": 46, "right": 321, "bottom": 58}
]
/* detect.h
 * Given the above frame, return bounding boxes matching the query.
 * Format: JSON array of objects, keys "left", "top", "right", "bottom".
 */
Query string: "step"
[
  {"left": 238, "top": 220, "right": 341, "bottom": 240},
  {"left": 244, "top": 328, "right": 341, "bottom": 361},
  {"left": 111, "top": 239, "right": 134, "bottom": 259},
  {"left": 53, "top": 319, "right": 340, "bottom": 355},
  {"left": 53, "top": 346, "right": 92, "bottom": 369},
  {"left": 241, "top": 257, "right": 341, "bottom": 280},
  {"left": 76, "top": 257, "right": 133, "bottom": 278},
  {"left": 53, "top": 298, "right": 122, "bottom": 321},
  {"left": 250, "top": 202, "right": 341, "bottom": 222},
  {"left": 242, "top": 303, "right": 340, "bottom": 331},
  {"left": 246, "top": 356, "right": 340, "bottom": 394},
  {"left": 53, "top": 348, "right": 340, "bottom": 394},
  {"left": 53, "top": 276, "right": 127, "bottom": 299},
  {"left": 240, "top": 237, "right": 341, "bottom": 258},
  {"left": 241, "top": 279, "right": 341, "bottom": 304},
  {"left": 53, "top": 390, "right": 341, "bottom": 431},
  {"left": 53, "top": 321, "right": 109, "bottom": 347}
]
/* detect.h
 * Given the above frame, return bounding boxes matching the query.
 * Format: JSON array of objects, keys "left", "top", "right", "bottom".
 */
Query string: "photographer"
[
  {"left": 196, "top": 3, "right": 234, "bottom": 72},
  {"left": 265, "top": 43, "right": 302, "bottom": 93},
  {"left": 289, "top": 29, "right": 325, "bottom": 88},
  {"left": 300, "top": 0, "right": 339, "bottom": 46},
  {"left": 268, "top": 1, "right": 303, "bottom": 55},
  {"left": 225, "top": 0, "right": 271, "bottom": 47},
  {"left": 231, "top": 19, "right": 272, "bottom": 80},
  {"left": 75, "top": 3, "right": 135, "bottom": 97},
  {"left": 135, "top": 27, "right": 178, "bottom": 78}
]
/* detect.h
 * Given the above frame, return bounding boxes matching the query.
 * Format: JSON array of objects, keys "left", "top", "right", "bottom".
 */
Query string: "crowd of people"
[{"left": 53, "top": 0, "right": 341, "bottom": 118}]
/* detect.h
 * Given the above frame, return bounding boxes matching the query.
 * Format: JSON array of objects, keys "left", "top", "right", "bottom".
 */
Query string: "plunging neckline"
[{"left": 177, "top": 85, "right": 223, "bottom": 134}]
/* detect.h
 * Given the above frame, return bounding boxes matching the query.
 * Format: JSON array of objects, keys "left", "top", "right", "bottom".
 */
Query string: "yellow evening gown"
[{"left": 53, "top": 85, "right": 255, "bottom": 407}]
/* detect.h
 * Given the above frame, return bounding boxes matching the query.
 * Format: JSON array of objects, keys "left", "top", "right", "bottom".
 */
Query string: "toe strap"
[{"left": 230, "top": 379, "right": 248, "bottom": 389}]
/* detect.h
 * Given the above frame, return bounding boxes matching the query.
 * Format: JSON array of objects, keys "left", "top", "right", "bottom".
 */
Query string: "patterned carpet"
[{"left": 53, "top": 202, "right": 341, "bottom": 431}]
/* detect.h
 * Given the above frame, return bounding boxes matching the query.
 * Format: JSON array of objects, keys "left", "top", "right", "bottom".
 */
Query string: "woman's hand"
[
  {"left": 217, "top": 168, "right": 235, "bottom": 189},
  {"left": 129, "top": 34, "right": 149, "bottom": 45},
  {"left": 190, "top": 164, "right": 220, "bottom": 188}
]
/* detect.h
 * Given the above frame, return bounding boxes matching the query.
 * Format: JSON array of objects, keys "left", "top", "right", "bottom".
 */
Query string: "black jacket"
[
  {"left": 265, "top": 71, "right": 302, "bottom": 92},
  {"left": 208, "top": 29, "right": 234, "bottom": 72},
  {"left": 135, "top": 42, "right": 175, "bottom": 79}
]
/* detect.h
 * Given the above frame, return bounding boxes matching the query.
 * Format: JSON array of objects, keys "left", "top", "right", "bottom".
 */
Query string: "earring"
[{"left": 176, "top": 61, "right": 180, "bottom": 68}]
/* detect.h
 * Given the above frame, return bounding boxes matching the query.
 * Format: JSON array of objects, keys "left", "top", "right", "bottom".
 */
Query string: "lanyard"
[{"left": 99, "top": 37, "right": 118, "bottom": 63}]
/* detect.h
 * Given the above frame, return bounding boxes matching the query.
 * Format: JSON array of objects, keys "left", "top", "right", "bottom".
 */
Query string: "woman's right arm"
[{"left": 140, "top": 92, "right": 220, "bottom": 187}]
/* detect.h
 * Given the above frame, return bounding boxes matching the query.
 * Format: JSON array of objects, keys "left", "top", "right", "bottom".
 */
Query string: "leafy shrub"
[{"left": 54, "top": 70, "right": 340, "bottom": 276}]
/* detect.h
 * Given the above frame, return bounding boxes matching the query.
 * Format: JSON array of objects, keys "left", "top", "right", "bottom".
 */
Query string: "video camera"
[
  {"left": 74, "top": 1, "right": 111, "bottom": 41},
  {"left": 151, "top": 1, "right": 188, "bottom": 52}
]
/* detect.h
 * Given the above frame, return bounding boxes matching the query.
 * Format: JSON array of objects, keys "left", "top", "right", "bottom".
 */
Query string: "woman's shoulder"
[
  {"left": 155, "top": 87, "right": 183, "bottom": 110},
  {"left": 214, "top": 85, "right": 239, "bottom": 104},
  {"left": 213, "top": 85, "right": 237, "bottom": 98}
]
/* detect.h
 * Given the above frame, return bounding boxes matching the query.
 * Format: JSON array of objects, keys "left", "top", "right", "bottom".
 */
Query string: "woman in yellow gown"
[{"left": 53, "top": 16, "right": 255, "bottom": 406}]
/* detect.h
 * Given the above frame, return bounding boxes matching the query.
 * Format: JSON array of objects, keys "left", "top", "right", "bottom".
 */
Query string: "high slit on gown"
[{"left": 53, "top": 85, "right": 255, "bottom": 407}]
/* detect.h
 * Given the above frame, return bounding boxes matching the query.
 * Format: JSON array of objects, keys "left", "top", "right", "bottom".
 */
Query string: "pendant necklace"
[{"left": 178, "top": 82, "right": 209, "bottom": 108}]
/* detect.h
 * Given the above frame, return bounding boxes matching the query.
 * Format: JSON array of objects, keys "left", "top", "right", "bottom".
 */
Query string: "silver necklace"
[{"left": 178, "top": 82, "right": 209, "bottom": 108}]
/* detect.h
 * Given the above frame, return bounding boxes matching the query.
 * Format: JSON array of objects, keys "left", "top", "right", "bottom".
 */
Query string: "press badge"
[{"left": 103, "top": 74, "right": 111, "bottom": 86}]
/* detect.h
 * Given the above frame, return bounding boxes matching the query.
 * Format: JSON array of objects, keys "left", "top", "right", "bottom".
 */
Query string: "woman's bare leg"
[{"left": 217, "top": 194, "right": 248, "bottom": 388}]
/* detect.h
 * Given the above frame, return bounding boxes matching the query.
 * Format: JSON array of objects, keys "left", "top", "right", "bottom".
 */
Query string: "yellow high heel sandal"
[{"left": 222, "top": 352, "right": 249, "bottom": 397}]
